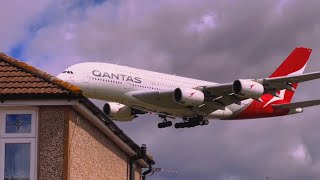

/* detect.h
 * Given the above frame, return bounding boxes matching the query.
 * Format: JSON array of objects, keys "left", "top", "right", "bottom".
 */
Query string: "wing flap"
[
  {"left": 272, "top": 99, "right": 320, "bottom": 109},
  {"left": 200, "top": 83, "right": 233, "bottom": 95}
]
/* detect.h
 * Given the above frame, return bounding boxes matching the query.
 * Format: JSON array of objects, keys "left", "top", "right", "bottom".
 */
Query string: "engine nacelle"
[
  {"left": 173, "top": 88, "right": 205, "bottom": 106},
  {"left": 103, "top": 102, "right": 134, "bottom": 122},
  {"left": 232, "top": 79, "right": 264, "bottom": 99}
]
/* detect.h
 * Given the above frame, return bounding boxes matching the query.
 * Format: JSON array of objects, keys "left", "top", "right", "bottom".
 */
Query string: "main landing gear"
[
  {"left": 174, "top": 116, "right": 209, "bottom": 129},
  {"left": 157, "top": 115, "right": 172, "bottom": 128},
  {"left": 157, "top": 115, "right": 209, "bottom": 129}
]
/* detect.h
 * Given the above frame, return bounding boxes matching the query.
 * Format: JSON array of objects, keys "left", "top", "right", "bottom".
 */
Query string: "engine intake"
[
  {"left": 173, "top": 88, "right": 205, "bottom": 106},
  {"left": 103, "top": 102, "right": 135, "bottom": 121},
  {"left": 232, "top": 79, "right": 264, "bottom": 99}
]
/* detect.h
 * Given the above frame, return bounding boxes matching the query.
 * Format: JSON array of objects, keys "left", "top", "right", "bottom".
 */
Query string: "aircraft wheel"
[
  {"left": 203, "top": 119, "right": 209, "bottom": 125},
  {"left": 180, "top": 123, "right": 186, "bottom": 128},
  {"left": 158, "top": 123, "right": 164, "bottom": 128},
  {"left": 166, "top": 121, "right": 173, "bottom": 127},
  {"left": 174, "top": 123, "right": 180, "bottom": 129},
  {"left": 199, "top": 120, "right": 204, "bottom": 126}
]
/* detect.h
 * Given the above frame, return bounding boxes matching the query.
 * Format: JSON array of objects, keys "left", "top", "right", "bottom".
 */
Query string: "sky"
[{"left": 2, "top": 0, "right": 320, "bottom": 179}]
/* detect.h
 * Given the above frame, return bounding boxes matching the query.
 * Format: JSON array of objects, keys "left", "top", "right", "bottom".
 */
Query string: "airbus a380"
[{"left": 58, "top": 47, "right": 320, "bottom": 129}]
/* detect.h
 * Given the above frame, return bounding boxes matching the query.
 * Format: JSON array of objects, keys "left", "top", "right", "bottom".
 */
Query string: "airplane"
[{"left": 57, "top": 47, "right": 320, "bottom": 129}]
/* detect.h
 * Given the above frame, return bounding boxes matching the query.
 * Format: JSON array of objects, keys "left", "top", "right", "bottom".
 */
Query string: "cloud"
[
  {"left": 0, "top": 0, "right": 52, "bottom": 53},
  {"left": 186, "top": 12, "right": 218, "bottom": 34},
  {"left": 4, "top": 0, "right": 320, "bottom": 179},
  {"left": 290, "top": 143, "right": 312, "bottom": 165}
]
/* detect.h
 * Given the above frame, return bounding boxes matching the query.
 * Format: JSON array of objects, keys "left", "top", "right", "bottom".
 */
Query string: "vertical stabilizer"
[{"left": 269, "top": 47, "right": 312, "bottom": 102}]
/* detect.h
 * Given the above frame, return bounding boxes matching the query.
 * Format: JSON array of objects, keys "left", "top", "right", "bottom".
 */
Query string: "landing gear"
[
  {"left": 157, "top": 115, "right": 209, "bottom": 129},
  {"left": 197, "top": 118, "right": 209, "bottom": 127},
  {"left": 174, "top": 116, "right": 209, "bottom": 129},
  {"left": 158, "top": 121, "right": 172, "bottom": 128},
  {"left": 157, "top": 115, "right": 172, "bottom": 128}
]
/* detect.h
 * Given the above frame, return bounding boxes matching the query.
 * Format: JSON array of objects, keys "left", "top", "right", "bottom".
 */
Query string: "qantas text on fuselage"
[
  {"left": 92, "top": 70, "right": 142, "bottom": 83},
  {"left": 57, "top": 47, "right": 320, "bottom": 129}
]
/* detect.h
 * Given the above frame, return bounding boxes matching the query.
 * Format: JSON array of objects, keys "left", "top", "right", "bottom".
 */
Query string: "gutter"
[
  {"left": 142, "top": 163, "right": 153, "bottom": 180},
  {"left": 129, "top": 144, "right": 155, "bottom": 180}
]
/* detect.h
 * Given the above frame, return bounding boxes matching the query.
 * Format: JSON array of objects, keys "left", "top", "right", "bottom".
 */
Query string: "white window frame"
[
  {"left": 1, "top": 110, "right": 37, "bottom": 138},
  {"left": 0, "top": 107, "right": 38, "bottom": 180},
  {"left": 0, "top": 138, "right": 36, "bottom": 180}
]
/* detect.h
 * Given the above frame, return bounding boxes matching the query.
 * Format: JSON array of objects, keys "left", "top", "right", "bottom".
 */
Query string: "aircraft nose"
[
  {"left": 56, "top": 69, "right": 77, "bottom": 84},
  {"left": 57, "top": 73, "right": 65, "bottom": 80}
]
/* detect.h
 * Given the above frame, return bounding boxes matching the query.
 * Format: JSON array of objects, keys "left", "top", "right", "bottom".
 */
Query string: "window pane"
[
  {"left": 5, "top": 143, "right": 31, "bottom": 180},
  {"left": 5, "top": 114, "right": 32, "bottom": 133}
]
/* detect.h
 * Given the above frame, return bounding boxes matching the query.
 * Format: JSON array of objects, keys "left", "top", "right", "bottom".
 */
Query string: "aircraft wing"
[
  {"left": 196, "top": 71, "right": 320, "bottom": 114},
  {"left": 198, "top": 83, "right": 233, "bottom": 95},
  {"left": 272, "top": 99, "right": 320, "bottom": 109},
  {"left": 127, "top": 90, "right": 188, "bottom": 109},
  {"left": 196, "top": 84, "right": 243, "bottom": 115},
  {"left": 202, "top": 71, "right": 320, "bottom": 94},
  {"left": 126, "top": 71, "right": 320, "bottom": 116}
]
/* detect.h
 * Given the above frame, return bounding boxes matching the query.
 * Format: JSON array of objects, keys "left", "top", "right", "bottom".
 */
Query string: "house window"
[
  {"left": 0, "top": 109, "right": 37, "bottom": 180},
  {"left": 5, "top": 143, "right": 30, "bottom": 179},
  {"left": 5, "top": 114, "right": 32, "bottom": 134}
]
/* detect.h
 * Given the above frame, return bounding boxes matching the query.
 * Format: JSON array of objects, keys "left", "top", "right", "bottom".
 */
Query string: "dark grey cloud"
[{"left": 16, "top": 0, "right": 320, "bottom": 179}]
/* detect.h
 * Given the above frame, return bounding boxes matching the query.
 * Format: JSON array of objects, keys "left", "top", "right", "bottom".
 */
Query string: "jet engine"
[
  {"left": 232, "top": 79, "right": 264, "bottom": 99},
  {"left": 103, "top": 102, "right": 135, "bottom": 121},
  {"left": 173, "top": 88, "right": 205, "bottom": 106}
]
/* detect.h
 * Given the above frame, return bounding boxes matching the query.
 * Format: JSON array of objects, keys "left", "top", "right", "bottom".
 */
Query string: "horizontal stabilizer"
[
  {"left": 272, "top": 99, "right": 320, "bottom": 109},
  {"left": 265, "top": 71, "right": 320, "bottom": 84}
]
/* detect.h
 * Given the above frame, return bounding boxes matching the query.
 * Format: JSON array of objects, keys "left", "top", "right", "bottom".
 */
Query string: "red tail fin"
[
  {"left": 233, "top": 47, "right": 312, "bottom": 119},
  {"left": 270, "top": 47, "right": 312, "bottom": 102},
  {"left": 269, "top": 47, "right": 312, "bottom": 78}
]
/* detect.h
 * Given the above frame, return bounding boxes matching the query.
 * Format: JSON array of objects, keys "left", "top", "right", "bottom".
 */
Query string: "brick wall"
[
  {"left": 37, "top": 106, "right": 142, "bottom": 180},
  {"left": 38, "top": 106, "right": 66, "bottom": 180},
  {"left": 67, "top": 108, "right": 142, "bottom": 180}
]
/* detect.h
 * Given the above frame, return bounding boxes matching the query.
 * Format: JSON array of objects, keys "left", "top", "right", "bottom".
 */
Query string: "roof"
[
  {"left": 0, "top": 53, "right": 154, "bottom": 165},
  {"left": 0, "top": 53, "right": 82, "bottom": 100}
]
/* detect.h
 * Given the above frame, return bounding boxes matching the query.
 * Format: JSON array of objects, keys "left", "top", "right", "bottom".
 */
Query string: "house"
[{"left": 0, "top": 53, "right": 154, "bottom": 180}]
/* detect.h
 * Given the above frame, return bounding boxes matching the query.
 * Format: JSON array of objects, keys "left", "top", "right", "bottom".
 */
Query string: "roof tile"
[
  {"left": 0, "top": 71, "right": 32, "bottom": 77},
  {"left": 0, "top": 53, "right": 81, "bottom": 99}
]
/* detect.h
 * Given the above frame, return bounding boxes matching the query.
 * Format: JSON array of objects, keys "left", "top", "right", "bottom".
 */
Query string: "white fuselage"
[
  {"left": 58, "top": 62, "right": 249, "bottom": 119},
  {"left": 56, "top": 47, "right": 318, "bottom": 122}
]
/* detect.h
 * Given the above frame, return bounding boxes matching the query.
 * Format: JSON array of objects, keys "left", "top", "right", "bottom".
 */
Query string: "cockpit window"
[{"left": 62, "top": 71, "right": 74, "bottom": 74}]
